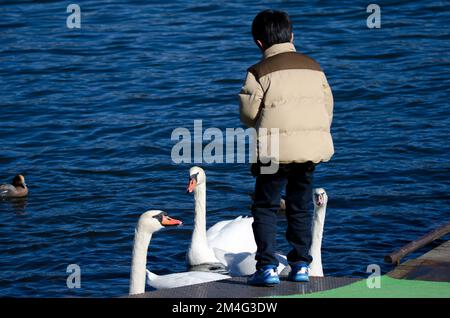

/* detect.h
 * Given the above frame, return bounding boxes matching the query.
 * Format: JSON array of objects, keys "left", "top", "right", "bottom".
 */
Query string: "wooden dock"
[
  {"left": 385, "top": 221, "right": 450, "bottom": 283},
  {"left": 387, "top": 240, "right": 450, "bottom": 283}
]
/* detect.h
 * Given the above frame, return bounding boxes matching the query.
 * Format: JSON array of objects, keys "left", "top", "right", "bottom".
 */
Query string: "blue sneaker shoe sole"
[
  {"left": 248, "top": 276, "right": 280, "bottom": 287},
  {"left": 248, "top": 279, "right": 280, "bottom": 287},
  {"left": 288, "top": 274, "right": 309, "bottom": 282}
]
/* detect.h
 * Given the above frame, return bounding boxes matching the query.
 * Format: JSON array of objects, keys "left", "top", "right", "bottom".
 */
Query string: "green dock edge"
[{"left": 271, "top": 276, "right": 450, "bottom": 298}]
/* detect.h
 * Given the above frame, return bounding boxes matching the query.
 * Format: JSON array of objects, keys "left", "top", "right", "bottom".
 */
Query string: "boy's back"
[{"left": 239, "top": 25, "right": 334, "bottom": 165}]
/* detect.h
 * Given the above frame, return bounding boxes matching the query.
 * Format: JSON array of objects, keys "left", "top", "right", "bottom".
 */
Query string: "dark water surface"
[{"left": 1, "top": 1, "right": 449, "bottom": 297}]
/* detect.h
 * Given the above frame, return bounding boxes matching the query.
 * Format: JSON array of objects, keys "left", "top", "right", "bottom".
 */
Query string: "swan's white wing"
[
  {"left": 208, "top": 216, "right": 256, "bottom": 254},
  {"left": 206, "top": 217, "right": 240, "bottom": 243},
  {"left": 213, "top": 248, "right": 288, "bottom": 277},
  {"left": 146, "top": 269, "right": 230, "bottom": 290}
]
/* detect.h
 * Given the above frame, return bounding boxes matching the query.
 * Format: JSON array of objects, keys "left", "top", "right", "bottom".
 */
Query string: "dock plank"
[
  {"left": 418, "top": 240, "right": 450, "bottom": 262},
  {"left": 388, "top": 240, "right": 450, "bottom": 282}
]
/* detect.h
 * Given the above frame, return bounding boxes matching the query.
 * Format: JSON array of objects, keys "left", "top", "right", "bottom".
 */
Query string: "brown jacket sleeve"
[{"left": 238, "top": 71, "right": 264, "bottom": 128}]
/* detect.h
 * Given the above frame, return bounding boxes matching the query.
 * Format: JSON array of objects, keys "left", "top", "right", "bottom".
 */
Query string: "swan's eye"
[
  {"left": 152, "top": 212, "right": 165, "bottom": 223},
  {"left": 190, "top": 172, "right": 199, "bottom": 182}
]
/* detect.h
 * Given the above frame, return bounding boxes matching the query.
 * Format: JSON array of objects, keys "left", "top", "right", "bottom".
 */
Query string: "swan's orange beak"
[
  {"left": 187, "top": 178, "right": 197, "bottom": 193},
  {"left": 161, "top": 215, "right": 183, "bottom": 226}
]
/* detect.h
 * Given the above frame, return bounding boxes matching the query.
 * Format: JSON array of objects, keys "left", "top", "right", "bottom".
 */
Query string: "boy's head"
[{"left": 252, "top": 9, "right": 293, "bottom": 51}]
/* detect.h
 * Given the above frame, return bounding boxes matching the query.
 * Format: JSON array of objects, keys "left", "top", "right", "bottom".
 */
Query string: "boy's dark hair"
[{"left": 251, "top": 9, "right": 292, "bottom": 48}]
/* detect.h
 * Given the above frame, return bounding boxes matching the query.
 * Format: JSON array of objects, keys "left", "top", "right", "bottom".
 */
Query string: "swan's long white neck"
[
  {"left": 129, "top": 229, "right": 152, "bottom": 295},
  {"left": 309, "top": 203, "right": 326, "bottom": 276},
  {"left": 188, "top": 180, "right": 218, "bottom": 264},
  {"left": 192, "top": 182, "right": 207, "bottom": 245}
]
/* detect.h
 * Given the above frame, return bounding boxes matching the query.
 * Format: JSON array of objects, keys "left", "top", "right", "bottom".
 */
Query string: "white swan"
[
  {"left": 129, "top": 210, "right": 230, "bottom": 295},
  {"left": 309, "top": 187, "right": 328, "bottom": 277},
  {"left": 186, "top": 166, "right": 287, "bottom": 275},
  {"left": 186, "top": 167, "right": 256, "bottom": 266},
  {"left": 186, "top": 166, "right": 256, "bottom": 260}
]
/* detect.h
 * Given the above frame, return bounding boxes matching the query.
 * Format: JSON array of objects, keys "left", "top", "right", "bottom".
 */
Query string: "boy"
[{"left": 239, "top": 9, "right": 334, "bottom": 286}]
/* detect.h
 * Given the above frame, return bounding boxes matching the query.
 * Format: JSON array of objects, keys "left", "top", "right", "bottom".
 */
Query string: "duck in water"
[{"left": 0, "top": 175, "right": 28, "bottom": 198}]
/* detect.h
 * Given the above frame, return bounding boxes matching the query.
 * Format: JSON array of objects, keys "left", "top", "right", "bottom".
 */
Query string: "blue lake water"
[{"left": 0, "top": 1, "right": 449, "bottom": 297}]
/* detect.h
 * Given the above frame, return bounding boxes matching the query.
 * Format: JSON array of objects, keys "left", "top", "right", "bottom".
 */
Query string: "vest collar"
[{"left": 263, "top": 42, "right": 296, "bottom": 59}]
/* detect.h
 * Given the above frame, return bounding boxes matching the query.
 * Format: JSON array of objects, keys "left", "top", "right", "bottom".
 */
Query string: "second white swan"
[{"left": 129, "top": 210, "right": 230, "bottom": 295}]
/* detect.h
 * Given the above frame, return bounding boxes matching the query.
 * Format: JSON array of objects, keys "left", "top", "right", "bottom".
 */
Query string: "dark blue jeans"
[{"left": 251, "top": 162, "right": 315, "bottom": 269}]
